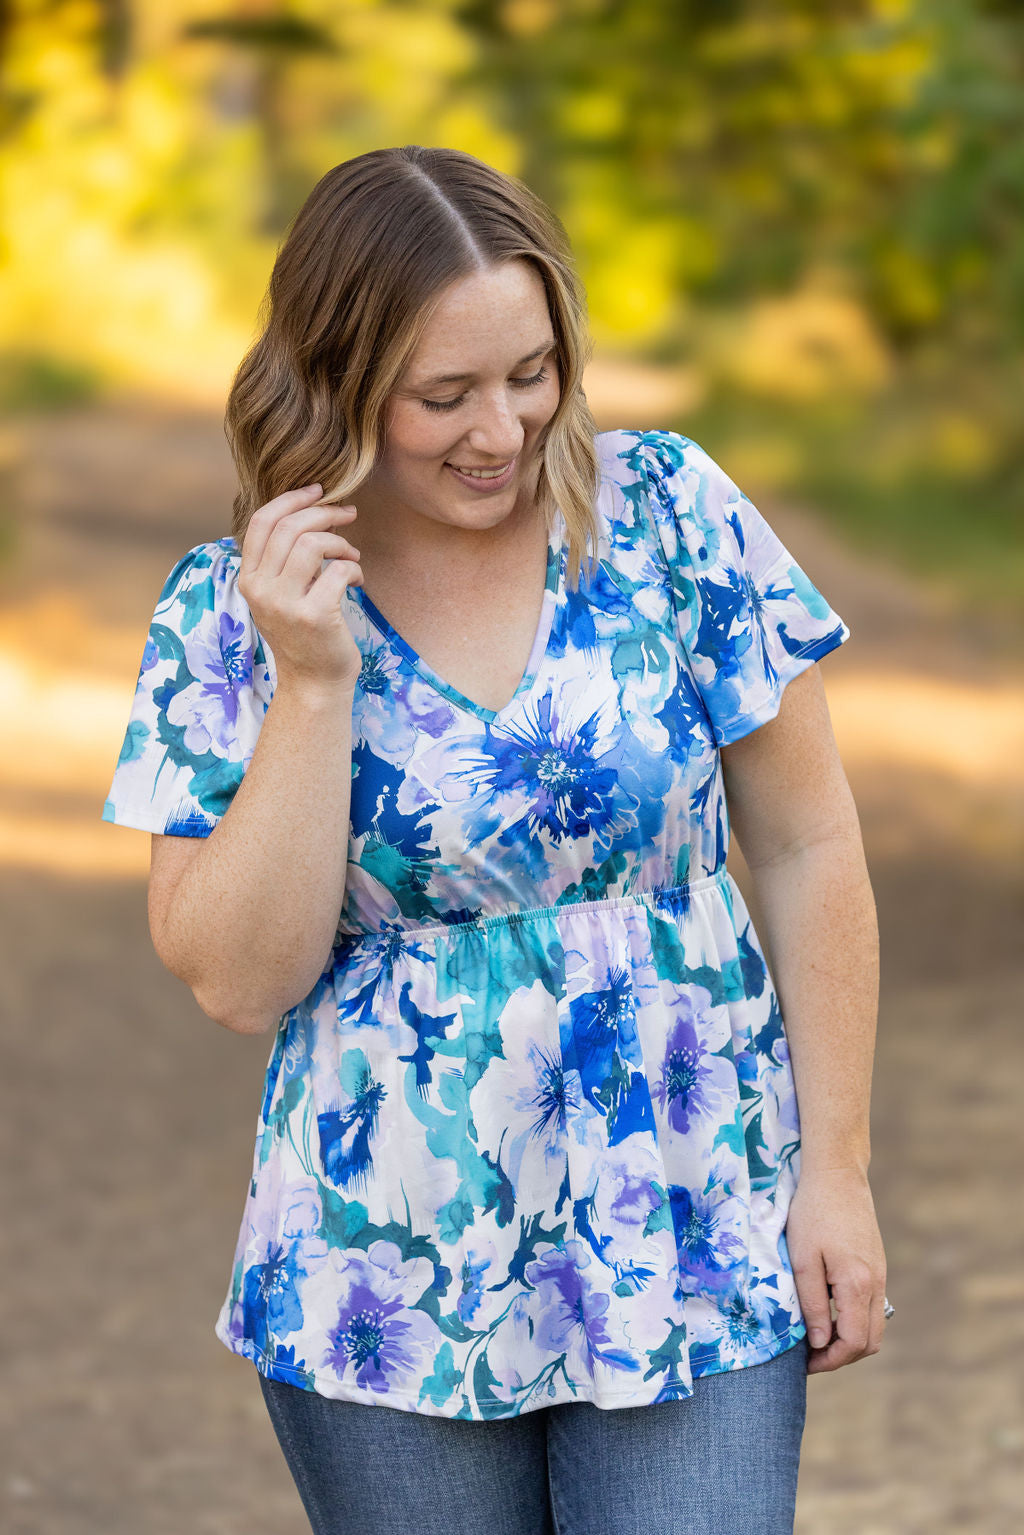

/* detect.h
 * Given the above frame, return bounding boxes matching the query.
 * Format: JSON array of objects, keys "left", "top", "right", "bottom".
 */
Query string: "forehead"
[{"left": 405, "top": 264, "right": 554, "bottom": 380}]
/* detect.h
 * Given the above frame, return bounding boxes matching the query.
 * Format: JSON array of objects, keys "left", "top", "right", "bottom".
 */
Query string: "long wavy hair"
[{"left": 225, "top": 145, "right": 601, "bottom": 591}]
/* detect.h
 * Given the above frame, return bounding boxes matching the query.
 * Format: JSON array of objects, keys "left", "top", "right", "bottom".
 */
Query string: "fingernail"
[
  {"left": 810, "top": 1328, "right": 829, "bottom": 1347},
  {"left": 304, "top": 482, "right": 322, "bottom": 494}
]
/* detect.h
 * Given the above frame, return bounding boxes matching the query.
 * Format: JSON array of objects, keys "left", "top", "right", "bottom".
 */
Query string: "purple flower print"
[
  {"left": 524, "top": 1241, "right": 616, "bottom": 1362},
  {"left": 654, "top": 996, "right": 724, "bottom": 1135},
  {"left": 324, "top": 1241, "right": 441, "bottom": 1396},
  {"left": 591, "top": 1153, "right": 664, "bottom": 1255},
  {"left": 166, "top": 610, "right": 252, "bottom": 756},
  {"left": 668, "top": 1180, "right": 747, "bottom": 1296}
]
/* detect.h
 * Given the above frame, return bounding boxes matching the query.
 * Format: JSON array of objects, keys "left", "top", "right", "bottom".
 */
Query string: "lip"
[{"left": 445, "top": 456, "right": 518, "bottom": 492}]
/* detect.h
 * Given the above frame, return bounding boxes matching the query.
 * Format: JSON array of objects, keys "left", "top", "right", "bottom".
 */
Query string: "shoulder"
[
  {"left": 591, "top": 428, "right": 645, "bottom": 490},
  {"left": 142, "top": 536, "right": 271, "bottom": 687},
  {"left": 157, "top": 536, "right": 241, "bottom": 600},
  {"left": 591, "top": 430, "right": 741, "bottom": 552},
  {"left": 592, "top": 428, "right": 731, "bottom": 493},
  {"left": 151, "top": 537, "right": 246, "bottom": 633},
  {"left": 635, "top": 430, "right": 737, "bottom": 505}
]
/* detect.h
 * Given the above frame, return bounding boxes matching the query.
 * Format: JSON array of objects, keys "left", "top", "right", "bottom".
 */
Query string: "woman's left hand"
[{"left": 784, "top": 1165, "right": 888, "bottom": 1373}]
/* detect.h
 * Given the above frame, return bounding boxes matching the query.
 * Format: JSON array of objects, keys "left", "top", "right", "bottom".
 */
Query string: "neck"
[{"left": 353, "top": 477, "right": 548, "bottom": 577}]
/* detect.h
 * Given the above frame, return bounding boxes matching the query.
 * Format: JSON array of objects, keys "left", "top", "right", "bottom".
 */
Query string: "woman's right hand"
[{"left": 237, "top": 482, "right": 364, "bottom": 692}]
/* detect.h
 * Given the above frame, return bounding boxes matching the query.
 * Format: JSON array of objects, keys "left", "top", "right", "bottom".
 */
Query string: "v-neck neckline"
[{"left": 347, "top": 509, "right": 565, "bottom": 726}]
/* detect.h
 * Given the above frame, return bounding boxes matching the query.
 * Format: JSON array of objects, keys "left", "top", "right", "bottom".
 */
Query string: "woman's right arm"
[{"left": 149, "top": 484, "right": 364, "bottom": 1036}]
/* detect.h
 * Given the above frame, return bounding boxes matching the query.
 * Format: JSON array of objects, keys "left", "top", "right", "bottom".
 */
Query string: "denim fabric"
[{"left": 257, "top": 1335, "right": 808, "bottom": 1534}]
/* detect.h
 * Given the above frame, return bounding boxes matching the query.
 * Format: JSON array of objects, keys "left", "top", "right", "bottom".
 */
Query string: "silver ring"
[{"left": 883, "top": 1296, "right": 895, "bottom": 1320}]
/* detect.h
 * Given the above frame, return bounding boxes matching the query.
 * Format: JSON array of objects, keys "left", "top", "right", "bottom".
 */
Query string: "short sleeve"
[
  {"left": 101, "top": 538, "right": 275, "bottom": 836},
  {"left": 639, "top": 429, "right": 851, "bottom": 747}
]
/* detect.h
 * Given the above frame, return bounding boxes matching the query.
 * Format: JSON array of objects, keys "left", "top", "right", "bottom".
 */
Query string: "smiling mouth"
[{"left": 446, "top": 461, "right": 514, "bottom": 479}]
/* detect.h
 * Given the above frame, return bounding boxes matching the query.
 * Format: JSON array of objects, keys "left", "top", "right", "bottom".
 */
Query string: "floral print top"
[{"left": 102, "top": 428, "right": 851, "bottom": 1419}]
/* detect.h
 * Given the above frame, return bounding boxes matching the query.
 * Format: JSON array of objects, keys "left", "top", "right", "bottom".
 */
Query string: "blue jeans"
[{"left": 257, "top": 1335, "right": 808, "bottom": 1534}]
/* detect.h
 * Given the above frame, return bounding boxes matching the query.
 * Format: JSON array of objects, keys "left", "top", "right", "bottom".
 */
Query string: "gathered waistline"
[{"left": 337, "top": 867, "right": 731, "bottom": 946}]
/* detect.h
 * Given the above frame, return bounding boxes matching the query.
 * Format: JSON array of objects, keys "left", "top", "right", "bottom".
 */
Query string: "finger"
[
  {"left": 244, "top": 494, "right": 357, "bottom": 577},
  {"left": 305, "top": 554, "right": 364, "bottom": 616},
  {"left": 792, "top": 1252, "right": 832, "bottom": 1352},
  {"left": 805, "top": 1301, "right": 847, "bottom": 1374},
  {"left": 279, "top": 531, "right": 362, "bottom": 596},
  {"left": 833, "top": 1266, "right": 872, "bottom": 1358},
  {"left": 864, "top": 1288, "right": 887, "bottom": 1356},
  {"left": 259, "top": 507, "right": 358, "bottom": 582},
  {"left": 241, "top": 484, "right": 331, "bottom": 569},
  {"left": 258, "top": 503, "right": 357, "bottom": 580},
  {"left": 810, "top": 1274, "right": 871, "bottom": 1372}
]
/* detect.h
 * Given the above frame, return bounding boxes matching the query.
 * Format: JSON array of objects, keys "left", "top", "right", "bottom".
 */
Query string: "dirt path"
[{"left": 1, "top": 400, "right": 1021, "bottom": 1533}]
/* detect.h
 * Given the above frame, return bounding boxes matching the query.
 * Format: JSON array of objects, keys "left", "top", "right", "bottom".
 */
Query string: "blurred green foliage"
[
  {"left": 0, "top": 0, "right": 1021, "bottom": 606},
  {"left": 0, "top": 350, "right": 102, "bottom": 411}
]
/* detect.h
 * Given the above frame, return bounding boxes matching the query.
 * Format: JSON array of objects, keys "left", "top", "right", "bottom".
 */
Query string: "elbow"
[
  {"left": 191, "top": 984, "right": 279, "bottom": 1036},
  {"left": 150, "top": 926, "right": 279, "bottom": 1036},
  {"left": 229, "top": 1009, "right": 281, "bottom": 1037},
  {"left": 221, "top": 1014, "right": 279, "bottom": 1037}
]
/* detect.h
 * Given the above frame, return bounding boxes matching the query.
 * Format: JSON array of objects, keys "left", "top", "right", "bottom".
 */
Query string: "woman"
[{"left": 102, "top": 145, "right": 888, "bottom": 1534}]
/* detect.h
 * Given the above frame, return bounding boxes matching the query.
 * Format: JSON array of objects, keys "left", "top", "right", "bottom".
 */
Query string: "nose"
[{"left": 457, "top": 389, "right": 528, "bottom": 461}]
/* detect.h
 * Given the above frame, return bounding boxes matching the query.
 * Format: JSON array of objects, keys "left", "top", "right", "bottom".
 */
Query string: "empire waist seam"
[{"left": 335, "top": 867, "right": 731, "bottom": 946}]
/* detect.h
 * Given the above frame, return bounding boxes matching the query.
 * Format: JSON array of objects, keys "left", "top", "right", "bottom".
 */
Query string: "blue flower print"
[
  {"left": 103, "top": 430, "right": 851, "bottom": 1417},
  {"left": 240, "top": 1175, "right": 328, "bottom": 1358}
]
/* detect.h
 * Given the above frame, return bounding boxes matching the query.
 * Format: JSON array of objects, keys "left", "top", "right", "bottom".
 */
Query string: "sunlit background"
[{"left": 1, "top": 3, "right": 1022, "bottom": 1533}]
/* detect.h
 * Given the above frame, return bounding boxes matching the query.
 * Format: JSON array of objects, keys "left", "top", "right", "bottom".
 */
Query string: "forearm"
[
  {"left": 745, "top": 833, "right": 879, "bottom": 1176},
  {"left": 158, "top": 678, "right": 357, "bottom": 1033}
]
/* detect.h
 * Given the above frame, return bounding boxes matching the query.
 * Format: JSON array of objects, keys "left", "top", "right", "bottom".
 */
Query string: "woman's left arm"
[{"left": 720, "top": 661, "right": 888, "bottom": 1374}]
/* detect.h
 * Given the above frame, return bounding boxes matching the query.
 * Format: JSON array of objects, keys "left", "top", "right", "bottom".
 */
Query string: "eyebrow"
[{"left": 412, "top": 340, "right": 555, "bottom": 390}]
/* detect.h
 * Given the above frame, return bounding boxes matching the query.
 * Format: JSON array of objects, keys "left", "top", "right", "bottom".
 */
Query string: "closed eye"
[{"left": 421, "top": 366, "right": 550, "bottom": 414}]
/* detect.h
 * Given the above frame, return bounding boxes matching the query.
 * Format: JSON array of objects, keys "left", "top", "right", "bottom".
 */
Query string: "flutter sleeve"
[
  {"left": 640, "top": 429, "right": 851, "bottom": 747},
  {"left": 101, "top": 538, "right": 275, "bottom": 836}
]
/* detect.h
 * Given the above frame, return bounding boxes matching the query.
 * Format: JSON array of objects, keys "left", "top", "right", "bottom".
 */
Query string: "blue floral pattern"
[{"left": 102, "top": 428, "right": 851, "bottom": 1417}]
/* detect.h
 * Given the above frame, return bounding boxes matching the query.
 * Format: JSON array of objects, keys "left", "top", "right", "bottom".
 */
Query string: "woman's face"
[{"left": 360, "top": 259, "right": 561, "bottom": 542}]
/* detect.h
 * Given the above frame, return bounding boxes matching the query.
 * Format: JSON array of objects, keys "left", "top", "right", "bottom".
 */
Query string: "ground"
[{"left": 0, "top": 398, "right": 1021, "bottom": 1533}]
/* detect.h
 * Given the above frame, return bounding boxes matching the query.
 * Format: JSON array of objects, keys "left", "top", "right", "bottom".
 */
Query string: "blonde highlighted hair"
[{"left": 225, "top": 145, "right": 601, "bottom": 591}]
